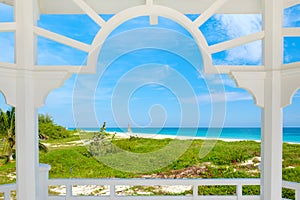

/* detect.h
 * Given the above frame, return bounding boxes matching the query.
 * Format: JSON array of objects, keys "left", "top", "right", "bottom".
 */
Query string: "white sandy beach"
[
  {"left": 107, "top": 131, "right": 300, "bottom": 145},
  {"left": 107, "top": 131, "right": 261, "bottom": 143}
]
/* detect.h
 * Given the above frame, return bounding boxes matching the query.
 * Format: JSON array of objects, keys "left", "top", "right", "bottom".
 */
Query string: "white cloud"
[
  {"left": 284, "top": 4, "right": 300, "bottom": 27},
  {"left": 119, "top": 64, "right": 172, "bottom": 84},
  {"left": 183, "top": 91, "right": 252, "bottom": 105},
  {"left": 212, "top": 14, "right": 262, "bottom": 65},
  {"left": 215, "top": 14, "right": 262, "bottom": 38},
  {"left": 99, "top": 27, "right": 202, "bottom": 69},
  {"left": 203, "top": 74, "right": 237, "bottom": 88},
  {"left": 0, "top": 33, "right": 14, "bottom": 63},
  {"left": 225, "top": 91, "right": 252, "bottom": 102}
]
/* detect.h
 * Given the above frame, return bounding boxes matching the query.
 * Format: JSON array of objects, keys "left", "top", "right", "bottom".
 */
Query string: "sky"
[{"left": 0, "top": 3, "right": 300, "bottom": 128}]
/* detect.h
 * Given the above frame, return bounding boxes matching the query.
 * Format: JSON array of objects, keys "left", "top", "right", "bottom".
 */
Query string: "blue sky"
[{"left": 0, "top": 3, "right": 300, "bottom": 128}]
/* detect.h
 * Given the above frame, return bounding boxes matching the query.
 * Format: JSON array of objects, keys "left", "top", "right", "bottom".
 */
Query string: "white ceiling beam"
[
  {"left": 263, "top": 0, "right": 283, "bottom": 70},
  {"left": 146, "top": 0, "right": 153, "bottom": 6},
  {"left": 72, "top": 0, "right": 106, "bottom": 27},
  {"left": 33, "top": 26, "right": 91, "bottom": 52},
  {"left": 284, "top": 0, "right": 300, "bottom": 8},
  {"left": 209, "top": 31, "right": 264, "bottom": 54},
  {"left": 147, "top": 0, "right": 159, "bottom": 25},
  {"left": 0, "top": 22, "right": 16, "bottom": 32},
  {"left": 216, "top": 65, "right": 265, "bottom": 73},
  {"left": 38, "top": 0, "right": 262, "bottom": 14},
  {"left": 0, "top": 0, "right": 13, "bottom": 6},
  {"left": 193, "top": 0, "right": 228, "bottom": 27},
  {"left": 34, "top": 65, "right": 92, "bottom": 73},
  {"left": 0, "top": 62, "right": 16, "bottom": 68},
  {"left": 34, "top": 0, "right": 40, "bottom": 21},
  {"left": 283, "top": 62, "right": 300, "bottom": 69},
  {"left": 283, "top": 28, "right": 300, "bottom": 37},
  {"left": 149, "top": 15, "right": 158, "bottom": 25}
]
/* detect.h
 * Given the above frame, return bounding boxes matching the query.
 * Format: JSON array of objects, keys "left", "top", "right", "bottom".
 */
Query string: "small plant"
[{"left": 89, "top": 122, "right": 117, "bottom": 157}]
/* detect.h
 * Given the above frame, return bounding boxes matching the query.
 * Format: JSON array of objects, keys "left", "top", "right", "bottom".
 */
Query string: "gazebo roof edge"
[{"left": 0, "top": 0, "right": 263, "bottom": 14}]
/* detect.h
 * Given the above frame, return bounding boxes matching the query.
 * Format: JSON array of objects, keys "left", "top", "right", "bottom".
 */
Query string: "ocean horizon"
[{"left": 70, "top": 127, "right": 300, "bottom": 144}]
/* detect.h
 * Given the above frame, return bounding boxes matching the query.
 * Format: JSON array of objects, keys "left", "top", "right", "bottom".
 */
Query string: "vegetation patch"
[{"left": 0, "top": 119, "right": 300, "bottom": 199}]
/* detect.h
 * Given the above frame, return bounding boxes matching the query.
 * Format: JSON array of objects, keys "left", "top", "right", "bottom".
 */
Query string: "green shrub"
[
  {"left": 39, "top": 121, "right": 70, "bottom": 140},
  {"left": 38, "top": 114, "right": 74, "bottom": 140}
]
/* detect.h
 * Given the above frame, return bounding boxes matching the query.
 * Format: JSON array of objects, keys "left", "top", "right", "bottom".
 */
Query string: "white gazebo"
[{"left": 0, "top": 0, "right": 300, "bottom": 199}]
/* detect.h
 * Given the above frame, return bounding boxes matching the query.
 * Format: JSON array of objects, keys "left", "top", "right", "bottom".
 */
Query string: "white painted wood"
[
  {"left": 0, "top": 62, "right": 16, "bottom": 68},
  {"left": 35, "top": 65, "right": 90, "bottom": 73},
  {"left": 0, "top": 184, "right": 15, "bottom": 200},
  {"left": 11, "top": 4, "right": 72, "bottom": 200},
  {"left": 192, "top": 184, "right": 198, "bottom": 197},
  {"left": 284, "top": 62, "right": 300, "bottom": 69},
  {"left": 33, "top": 0, "right": 40, "bottom": 21},
  {"left": 0, "top": 68, "right": 17, "bottom": 106},
  {"left": 0, "top": 68, "right": 71, "bottom": 107},
  {"left": 214, "top": 65, "right": 265, "bottom": 74},
  {"left": 48, "top": 178, "right": 261, "bottom": 199},
  {"left": 261, "top": 0, "right": 284, "bottom": 198},
  {"left": 229, "top": 71, "right": 266, "bottom": 107},
  {"left": 15, "top": 75, "right": 39, "bottom": 200},
  {"left": 146, "top": 0, "right": 159, "bottom": 25},
  {"left": 261, "top": 71, "right": 283, "bottom": 200},
  {"left": 33, "top": 71, "right": 72, "bottom": 107},
  {"left": 66, "top": 182, "right": 72, "bottom": 197},
  {"left": 38, "top": 164, "right": 51, "bottom": 199},
  {"left": 110, "top": 184, "right": 115, "bottom": 198},
  {"left": 281, "top": 67, "right": 300, "bottom": 107},
  {"left": 284, "top": 0, "right": 300, "bottom": 8},
  {"left": 263, "top": 0, "right": 283, "bottom": 70},
  {"left": 88, "top": 5, "right": 212, "bottom": 74},
  {"left": 48, "top": 177, "right": 261, "bottom": 186},
  {"left": 209, "top": 32, "right": 265, "bottom": 54},
  {"left": 150, "top": 15, "right": 159, "bottom": 25},
  {"left": 72, "top": 0, "right": 106, "bottom": 27},
  {"left": 283, "top": 28, "right": 300, "bottom": 37},
  {"left": 146, "top": 0, "right": 154, "bottom": 6},
  {"left": 0, "top": 0, "right": 13, "bottom": 6},
  {"left": 14, "top": 0, "right": 39, "bottom": 199},
  {"left": 0, "top": 1, "right": 298, "bottom": 200},
  {"left": 282, "top": 181, "right": 300, "bottom": 200},
  {"left": 33, "top": 26, "right": 91, "bottom": 52},
  {"left": 35, "top": 0, "right": 262, "bottom": 14},
  {"left": 15, "top": 0, "right": 37, "bottom": 69},
  {"left": 0, "top": 22, "right": 16, "bottom": 32},
  {"left": 49, "top": 196, "right": 259, "bottom": 200},
  {"left": 193, "top": 0, "right": 228, "bottom": 27},
  {"left": 2, "top": 178, "right": 300, "bottom": 199}
]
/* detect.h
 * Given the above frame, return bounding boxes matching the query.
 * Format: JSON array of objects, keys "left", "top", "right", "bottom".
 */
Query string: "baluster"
[
  {"left": 236, "top": 184, "right": 243, "bottom": 199},
  {"left": 193, "top": 184, "right": 198, "bottom": 198},
  {"left": 4, "top": 190, "right": 10, "bottom": 200}
]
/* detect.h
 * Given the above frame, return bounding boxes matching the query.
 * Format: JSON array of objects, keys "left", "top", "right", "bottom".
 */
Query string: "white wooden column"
[
  {"left": 15, "top": 75, "right": 39, "bottom": 200},
  {"left": 15, "top": 0, "right": 39, "bottom": 199},
  {"left": 260, "top": 72, "right": 283, "bottom": 200},
  {"left": 231, "top": 70, "right": 300, "bottom": 200},
  {"left": 261, "top": 0, "right": 284, "bottom": 198}
]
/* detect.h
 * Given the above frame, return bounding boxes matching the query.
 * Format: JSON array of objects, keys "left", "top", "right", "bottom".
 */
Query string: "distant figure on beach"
[{"left": 127, "top": 124, "right": 132, "bottom": 134}]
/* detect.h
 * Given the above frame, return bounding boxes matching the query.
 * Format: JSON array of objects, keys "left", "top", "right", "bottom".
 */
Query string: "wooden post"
[{"left": 15, "top": 0, "right": 39, "bottom": 199}]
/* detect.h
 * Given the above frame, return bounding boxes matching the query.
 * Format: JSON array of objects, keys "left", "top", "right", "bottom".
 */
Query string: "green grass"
[
  {"left": 39, "top": 146, "right": 136, "bottom": 178},
  {"left": 0, "top": 160, "right": 15, "bottom": 185},
  {"left": 1, "top": 134, "right": 300, "bottom": 199}
]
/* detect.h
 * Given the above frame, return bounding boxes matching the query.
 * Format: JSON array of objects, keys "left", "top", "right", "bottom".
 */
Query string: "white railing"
[
  {"left": 0, "top": 183, "right": 16, "bottom": 200},
  {"left": 0, "top": 179, "right": 299, "bottom": 199},
  {"left": 283, "top": 181, "right": 300, "bottom": 200},
  {"left": 48, "top": 178, "right": 261, "bottom": 200}
]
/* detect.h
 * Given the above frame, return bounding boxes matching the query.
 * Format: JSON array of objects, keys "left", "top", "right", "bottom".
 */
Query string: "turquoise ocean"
[{"left": 76, "top": 127, "right": 300, "bottom": 144}]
